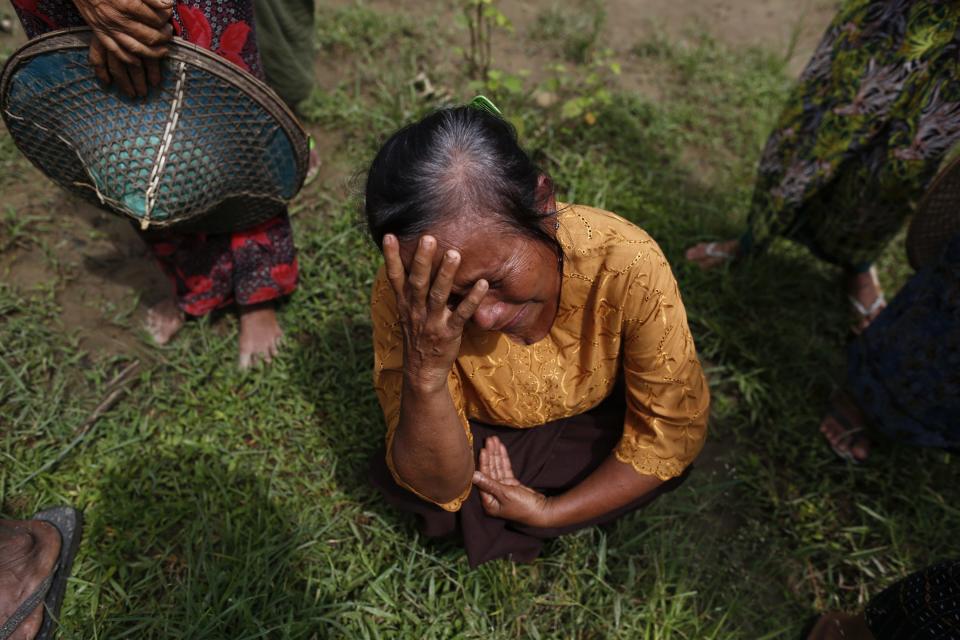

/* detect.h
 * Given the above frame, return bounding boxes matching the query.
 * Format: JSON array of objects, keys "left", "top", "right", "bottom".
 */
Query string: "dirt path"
[{"left": 602, "top": 0, "right": 836, "bottom": 76}]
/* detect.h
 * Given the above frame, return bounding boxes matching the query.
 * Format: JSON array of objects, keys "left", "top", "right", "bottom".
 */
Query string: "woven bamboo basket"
[{"left": 0, "top": 28, "right": 308, "bottom": 233}]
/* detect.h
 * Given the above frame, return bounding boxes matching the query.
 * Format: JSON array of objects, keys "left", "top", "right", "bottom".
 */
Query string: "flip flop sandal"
[
  {"left": 849, "top": 293, "right": 887, "bottom": 322},
  {"left": 848, "top": 267, "right": 887, "bottom": 334},
  {"left": 823, "top": 393, "right": 869, "bottom": 464},
  {"left": 704, "top": 242, "right": 735, "bottom": 260},
  {"left": 303, "top": 136, "right": 321, "bottom": 186},
  {"left": 0, "top": 506, "right": 83, "bottom": 640},
  {"left": 825, "top": 420, "right": 865, "bottom": 464}
]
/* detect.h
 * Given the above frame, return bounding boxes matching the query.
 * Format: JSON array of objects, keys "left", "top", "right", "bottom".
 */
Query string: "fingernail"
[
  {"left": 446, "top": 250, "right": 459, "bottom": 261},
  {"left": 421, "top": 236, "right": 434, "bottom": 249}
]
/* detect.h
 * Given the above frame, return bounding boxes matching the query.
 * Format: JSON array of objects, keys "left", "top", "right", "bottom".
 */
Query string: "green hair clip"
[{"left": 468, "top": 95, "right": 503, "bottom": 117}]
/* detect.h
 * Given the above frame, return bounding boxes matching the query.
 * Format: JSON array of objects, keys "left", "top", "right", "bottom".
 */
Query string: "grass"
[
  {"left": 530, "top": 0, "right": 606, "bottom": 64},
  {"left": 1, "top": 2, "right": 958, "bottom": 638}
]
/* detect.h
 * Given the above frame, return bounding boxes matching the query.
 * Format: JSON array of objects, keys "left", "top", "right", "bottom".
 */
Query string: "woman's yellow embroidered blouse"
[{"left": 371, "top": 204, "right": 709, "bottom": 511}]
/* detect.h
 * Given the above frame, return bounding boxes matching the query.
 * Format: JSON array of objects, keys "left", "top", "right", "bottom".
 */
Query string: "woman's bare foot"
[
  {"left": 145, "top": 298, "right": 186, "bottom": 345},
  {"left": 847, "top": 267, "right": 886, "bottom": 334},
  {"left": 820, "top": 392, "right": 871, "bottom": 463},
  {"left": 685, "top": 238, "right": 740, "bottom": 269},
  {"left": 238, "top": 302, "right": 283, "bottom": 369},
  {"left": 0, "top": 520, "right": 62, "bottom": 640},
  {"left": 806, "top": 612, "right": 874, "bottom": 640}
]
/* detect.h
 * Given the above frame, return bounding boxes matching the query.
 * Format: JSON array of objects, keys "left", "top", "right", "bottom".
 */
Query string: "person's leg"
[
  {"left": 821, "top": 233, "right": 960, "bottom": 460},
  {"left": 685, "top": 5, "right": 852, "bottom": 271},
  {"left": 252, "top": 0, "right": 315, "bottom": 111},
  {"left": 806, "top": 9, "right": 960, "bottom": 329},
  {"left": 140, "top": 214, "right": 298, "bottom": 367},
  {"left": 0, "top": 521, "right": 61, "bottom": 640},
  {"left": 140, "top": 231, "right": 234, "bottom": 345},
  {"left": 231, "top": 214, "right": 298, "bottom": 368},
  {"left": 159, "top": 1, "right": 299, "bottom": 364},
  {"left": 253, "top": 0, "right": 320, "bottom": 182},
  {"left": 237, "top": 302, "right": 284, "bottom": 368}
]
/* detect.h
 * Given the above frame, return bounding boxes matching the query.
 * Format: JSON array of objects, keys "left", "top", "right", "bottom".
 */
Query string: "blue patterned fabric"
[{"left": 846, "top": 232, "right": 960, "bottom": 449}]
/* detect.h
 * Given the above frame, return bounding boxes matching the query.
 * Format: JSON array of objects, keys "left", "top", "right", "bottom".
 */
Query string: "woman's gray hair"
[{"left": 364, "top": 106, "right": 559, "bottom": 257}]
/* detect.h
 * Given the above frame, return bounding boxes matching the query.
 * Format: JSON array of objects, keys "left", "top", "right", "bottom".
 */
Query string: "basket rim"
[{"left": 0, "top": 27, "right": 309, "bottom": 229}]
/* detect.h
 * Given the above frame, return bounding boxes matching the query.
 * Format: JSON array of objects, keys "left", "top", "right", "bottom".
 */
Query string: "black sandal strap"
[{"left": 0, "top": 565, "right": 56, "bottom": 640}]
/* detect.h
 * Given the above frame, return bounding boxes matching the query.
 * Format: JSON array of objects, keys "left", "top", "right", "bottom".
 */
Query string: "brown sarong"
[{"left": 369, "top": 392, "right": 690, "bottom": 567}]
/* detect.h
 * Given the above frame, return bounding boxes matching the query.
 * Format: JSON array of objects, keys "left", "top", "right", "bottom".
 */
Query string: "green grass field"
[{"left": 1, "top": 3, "right": 957, "bottom": 638}]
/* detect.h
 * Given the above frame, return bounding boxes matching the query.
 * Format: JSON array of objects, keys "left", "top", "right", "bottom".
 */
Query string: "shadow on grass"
[
  {"left": 81, "top": 443, "right": 338, "bottom": 639},
  {"left": 285, "top": 313, "right": 464, "bottom": 539}
]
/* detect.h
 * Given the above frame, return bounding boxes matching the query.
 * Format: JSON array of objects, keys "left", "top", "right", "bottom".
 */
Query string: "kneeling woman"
[{"left": 365, "top": 104, "right": 710, "bottom": 567}]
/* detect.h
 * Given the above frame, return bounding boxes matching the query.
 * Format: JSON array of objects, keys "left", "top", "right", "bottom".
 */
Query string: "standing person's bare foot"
[
  {"left": 847, "top": 267, "right": 886, "bottom": 334},
  {"left": 145, "top": 297, "right": 186, "bottom": 345},
  {"left": 238, "top": 302, "right": 284, "bottom": 369},
  {"left": 0, "top": 519, "right": 61, "bottom": 640},
  {"left": 684, "top": 238, "right": 740, "bottom": 269},
  {"left": 820, "top": 391, "right": 871, "bottom": 463}
]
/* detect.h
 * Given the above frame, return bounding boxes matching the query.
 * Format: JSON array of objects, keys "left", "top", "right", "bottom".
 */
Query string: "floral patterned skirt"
[
  {"left": 746, "top": 0, "right": 960, "bottom": 271},
  {"left": 11, "top": 0, "right": 299, "bottom": 315}
]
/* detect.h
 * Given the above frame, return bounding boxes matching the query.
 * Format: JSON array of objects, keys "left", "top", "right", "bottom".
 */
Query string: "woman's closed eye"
[{"left": 446, "top": 279, "right": 501, "bottom": 309}]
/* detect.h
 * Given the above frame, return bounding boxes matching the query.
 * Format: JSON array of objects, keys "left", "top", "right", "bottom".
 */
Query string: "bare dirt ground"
[{"left": 0, "top": 0, "right": 838, "bottom": 360}]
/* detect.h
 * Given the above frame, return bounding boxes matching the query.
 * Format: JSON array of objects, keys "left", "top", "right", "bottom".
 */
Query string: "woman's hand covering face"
[
  {"left": 472, "top": 436, "right": 550, "bottom": 526},
  {"left": 383, "top": 233, "right": 489, "bottom": 394},
  {"left": 78, "top": 0, "right": 174, "bottom": 97}
]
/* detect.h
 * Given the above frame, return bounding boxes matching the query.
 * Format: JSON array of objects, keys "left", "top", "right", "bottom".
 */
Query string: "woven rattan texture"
[
  {"left": 908, "top": 157, "right": 960, "bottom": 270},
  {"left": 2, "top": 32, "right": 306, "bottom": 233}
]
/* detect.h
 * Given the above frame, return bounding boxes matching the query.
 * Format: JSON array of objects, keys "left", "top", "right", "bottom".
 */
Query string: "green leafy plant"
[
  {"left": 538, "top": 50, "right": 621, "bottom": 124},
  {"left": 462, "top": 0, "right": 512, "bottom": 81}
]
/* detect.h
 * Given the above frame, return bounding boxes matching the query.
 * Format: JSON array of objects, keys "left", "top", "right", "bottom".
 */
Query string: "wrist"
[
  {"left": 402, "top": 368, "right": 450, "bottom": 396},
  {"left": 527, "top": 495, "right": 557, "bottom": 528}
]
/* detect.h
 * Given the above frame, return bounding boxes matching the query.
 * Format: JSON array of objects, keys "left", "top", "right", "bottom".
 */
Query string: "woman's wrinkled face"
[{"left": 398, "top": 218, "right": 561, "bottom": 345}]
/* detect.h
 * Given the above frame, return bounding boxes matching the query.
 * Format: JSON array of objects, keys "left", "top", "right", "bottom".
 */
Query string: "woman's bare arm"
[
  {"left": 392, "top": 378, "right": 474, "bottom": 505},
  {"left": 540, "top": 454, "right": 662, "bottom": 528},
  {"left": 472, "top": 436, "right": 662, "bottom": 528},
  {"left": 383, "top": 234, "right": 488, "bottom": 504}
]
